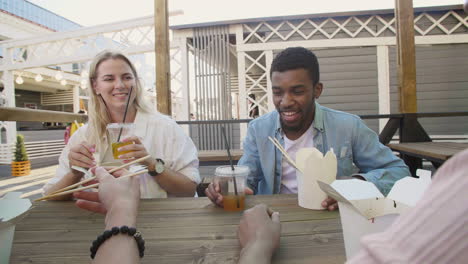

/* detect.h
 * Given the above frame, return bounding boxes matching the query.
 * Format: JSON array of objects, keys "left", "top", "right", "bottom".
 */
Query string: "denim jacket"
[{"left": 238, "top": 103, "right": 410, "bottom": 196}]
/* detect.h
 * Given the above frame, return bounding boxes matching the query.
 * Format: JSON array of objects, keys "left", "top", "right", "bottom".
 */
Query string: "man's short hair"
[{"left": 270, "top": 47, "right": 320, "bottom": 86}]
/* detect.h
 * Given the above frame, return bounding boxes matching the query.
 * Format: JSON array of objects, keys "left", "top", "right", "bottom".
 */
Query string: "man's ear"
[{"left": 314, "top": 82, "right": 323, "bottom": 99}]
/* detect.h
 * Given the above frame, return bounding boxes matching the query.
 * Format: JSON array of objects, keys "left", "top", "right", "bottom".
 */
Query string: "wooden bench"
[{"left": 198, "top": 149, "right": 243, "bottom": 165}]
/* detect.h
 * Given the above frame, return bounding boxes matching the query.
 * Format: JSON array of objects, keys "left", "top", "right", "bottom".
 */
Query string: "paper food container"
[
  {"left": 0, "top": 192, "right": 32, "bottom": 263},
  {"left": 318, "top": 169, "right": 432, "bottom": 259},
  {"left": 296, "top": 148, "right": 336, "bottom": 210}
]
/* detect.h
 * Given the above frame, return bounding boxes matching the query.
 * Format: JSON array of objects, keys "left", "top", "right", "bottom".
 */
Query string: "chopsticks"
[
  {"left": 47, "top": 155, "right": 151, "bottom": 196},
  {"left": 35, "top": 169, "right": 148, "bottom": 201},
  {"left": 268, "top": 136, "right": 303, "bottom": 173}
]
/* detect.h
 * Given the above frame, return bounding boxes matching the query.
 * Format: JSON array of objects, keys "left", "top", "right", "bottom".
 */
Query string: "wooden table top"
[
  {"left": 387, "top": 142, "right": 468, "bottom": 162},
  {"left": 11, "top": 194, "right": 345, "bottom": 263}
]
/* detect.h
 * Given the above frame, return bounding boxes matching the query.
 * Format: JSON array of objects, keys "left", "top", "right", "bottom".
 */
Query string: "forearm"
[
  {"left": 153, "top": 168, "right": 196, "bottom": 196},
  {"left": 43, "top": 172, "right": 82, "bottom": 200},
  {"left": 239, "top": 242, "right": 274, "bottom": 264},
  {"left": 93, "top": 208, "right": 139, "bottom": 264}
]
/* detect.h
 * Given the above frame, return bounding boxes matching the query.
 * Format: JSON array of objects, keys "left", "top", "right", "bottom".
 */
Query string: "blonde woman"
[{"left": 43, "top": 51, "right": 200, "bottom": 210}]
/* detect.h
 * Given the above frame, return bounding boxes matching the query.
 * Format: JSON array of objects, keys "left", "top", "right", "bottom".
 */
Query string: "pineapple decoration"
[{"left": 11, "top": 134, "right": 31, "bottom": 176}]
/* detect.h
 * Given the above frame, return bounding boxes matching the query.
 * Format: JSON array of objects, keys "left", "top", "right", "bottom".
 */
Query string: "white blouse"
[{"left": 43, "top": 110, "right": 200, "bottom": 198}]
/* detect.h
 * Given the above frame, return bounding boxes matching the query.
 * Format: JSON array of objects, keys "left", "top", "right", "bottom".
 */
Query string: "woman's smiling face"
[{"left": 92, "top": 58, "right": 137, "bottom": 113}]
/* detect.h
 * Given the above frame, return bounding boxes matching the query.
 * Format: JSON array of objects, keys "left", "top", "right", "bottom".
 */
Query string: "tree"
[{"left": 14, "top": 134, "right": 29, "bottom": 162}]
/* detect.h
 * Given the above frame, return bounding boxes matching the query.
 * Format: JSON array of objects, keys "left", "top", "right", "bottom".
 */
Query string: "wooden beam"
[
  {"left": 0, "top": 107, "right": 87, "bottom": 122},
  {"left": 395, "top": 0, "right": 417, "bottom": 113},
  {"left": 155, "top": 0, "right": 172, "bottom": 115}
]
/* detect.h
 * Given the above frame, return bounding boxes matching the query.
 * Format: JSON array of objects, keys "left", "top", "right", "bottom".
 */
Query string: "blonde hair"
[{"left": 86, "top": 50, "right": 152, "bottom": 145}]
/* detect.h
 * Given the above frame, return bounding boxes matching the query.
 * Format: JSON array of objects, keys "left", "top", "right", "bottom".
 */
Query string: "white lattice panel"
[
  {"left": 242, "top": 10, "right": 467, "bottom": 44},
  {"left": 244, "top": 51, "right": 269, "bottom": 115},
  {"left": 0, "top": 17, "right": 158, "bottom": 71}
]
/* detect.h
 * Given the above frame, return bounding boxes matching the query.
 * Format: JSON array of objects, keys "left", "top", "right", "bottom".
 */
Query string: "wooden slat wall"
[
  {"left": 313, "top": 47, "right": 379, "bottom": 132},
  {"left": 389, "top": 44, "right": 468, "bottom": 135},
  {"left": 41, "top": 90, "right": 74, "bottom": 106}
]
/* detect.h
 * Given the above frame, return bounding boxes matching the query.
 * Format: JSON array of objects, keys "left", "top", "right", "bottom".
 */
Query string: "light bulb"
[
  {"left": 35, "top": 74, "right": 43, "bottom": 82},
  {"left": 60, "top": 79, "right": 67, "bottom": 86},
  {"left": 80, "top": 70, "right": 88, "bottom": 78},
  {"left": 15, "top": 76, "right": 24, "bottom": 84},
  {"left": 55, "top": 71, "right": 63, "bottom": 81}
]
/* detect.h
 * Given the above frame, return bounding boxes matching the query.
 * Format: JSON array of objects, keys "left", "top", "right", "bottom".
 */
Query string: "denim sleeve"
[
  {"left": 351, "top": 118, "right": 411, "bottom": 195},
  {"left": 238, "top": 123, "right": 263, "bottom": 194}
]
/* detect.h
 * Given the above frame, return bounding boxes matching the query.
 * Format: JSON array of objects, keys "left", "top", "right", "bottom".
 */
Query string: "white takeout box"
[
  {"left": 296, "top": 148, "right": 336, "bottom": 210},
  {"left": 318, "top": 169, "right": 432, "bottom": 259},
  {"left": 0, "top": 192, "right": 32, "bottom": 263}
]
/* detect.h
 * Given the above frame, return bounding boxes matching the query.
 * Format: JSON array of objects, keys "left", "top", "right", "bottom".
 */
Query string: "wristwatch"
[{"left": 148, "top": 158, "right": 165, "bottom": 176}]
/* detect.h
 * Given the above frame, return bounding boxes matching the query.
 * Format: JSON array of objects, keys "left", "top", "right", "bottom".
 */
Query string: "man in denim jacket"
[{"left": 207, "top": 47, "right": 410, "bottom": 210}]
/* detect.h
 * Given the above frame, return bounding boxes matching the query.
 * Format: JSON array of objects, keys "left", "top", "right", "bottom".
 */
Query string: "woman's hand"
[
  {"left": 117, "top": 136, "right": 154, "bottom": 167},
  {"left": 68, "top": 142, "right": 96, "bottom": 176}
]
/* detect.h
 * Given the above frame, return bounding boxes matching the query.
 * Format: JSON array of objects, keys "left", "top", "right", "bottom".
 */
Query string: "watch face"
[{"left": 155, "top": 159, "right": 165, "bottom": 174}]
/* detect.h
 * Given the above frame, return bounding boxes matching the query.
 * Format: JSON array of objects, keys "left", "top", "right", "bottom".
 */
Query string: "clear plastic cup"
[
  {"left": 106, "top": 123, "right": 136, "bottom": 159},
  {"left": 214, "top": 165, "right": 250, "bottom": 211}
]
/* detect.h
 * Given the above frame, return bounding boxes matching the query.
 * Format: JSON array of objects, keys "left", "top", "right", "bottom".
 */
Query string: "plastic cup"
[
  {"left": 106, "top": 123, "right": 136, "bottom": 159},
  {"left": 214, "top": 165, "right": 249, "bottom": 212}
]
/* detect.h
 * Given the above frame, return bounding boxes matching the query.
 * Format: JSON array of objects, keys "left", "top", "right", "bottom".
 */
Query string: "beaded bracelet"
[{"left": 90, "top": 225, "right": 145, "bottom": 259}]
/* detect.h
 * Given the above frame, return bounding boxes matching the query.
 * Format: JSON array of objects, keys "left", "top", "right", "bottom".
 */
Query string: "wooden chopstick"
[
  {"left": 268, "top": 136, "right": 302, "bottom": 173},
  {"left": 49, "top": 155, "right": 151, "bottom": 195},
  {"left": 35, "top": 169, "right": 148, "bottom": 201}
]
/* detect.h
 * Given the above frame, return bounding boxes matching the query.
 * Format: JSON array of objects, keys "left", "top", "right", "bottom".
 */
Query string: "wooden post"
[
  {"left": 155, "top": 0, "right": 171, "bottom": 115},
  {"left": 395, "top": 0, "right": 417, "bottom": 113}
]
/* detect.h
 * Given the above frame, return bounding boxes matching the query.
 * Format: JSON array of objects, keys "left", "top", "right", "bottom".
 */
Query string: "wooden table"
[
  {"left": 388, "top": 142, "right": 468, "bottom": 175},
  {"left": 11, "top": 195, "right": 345, "bottom": 263},
  {"left": 388, "top": 142, "right": 468, "bottom": 164}
]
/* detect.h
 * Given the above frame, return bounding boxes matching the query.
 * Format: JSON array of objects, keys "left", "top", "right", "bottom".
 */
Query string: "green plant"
[{"left": 14, "top": 134, "right": 29, "bottom": 162}]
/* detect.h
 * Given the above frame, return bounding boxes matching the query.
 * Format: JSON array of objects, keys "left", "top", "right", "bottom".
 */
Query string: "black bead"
[
  {"left": 128, "top": 227, "right": 136, "bottom": 236},
  {"left": 121, "top": 225, "right": 129, "bottom": 233},
  {"left": 103, "top": 230, "right": 113, "bottom": 239},
  {"left": 111, "top": 227, "right": 120, "bottom": 235},
  {"left": 97, "top": 235, "right": 104, "bottom": 244}
]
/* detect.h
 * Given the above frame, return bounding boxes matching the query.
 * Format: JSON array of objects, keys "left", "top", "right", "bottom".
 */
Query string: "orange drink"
[
  {"left": 111, "top": 141, "right": 134, "bottom": 159},
  {"left": 214, "top": 165, "right": 250, "bottom": 212},
  {"left": 106, "top": 123, "right": 136, "bottom": 160},
  {"left": 223, "top": 195, "right": 245, "bottom": 211}
]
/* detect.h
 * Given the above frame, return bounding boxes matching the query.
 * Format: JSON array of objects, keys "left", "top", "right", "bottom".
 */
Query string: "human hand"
[
  {"left": 205, "top": 182, "right": 253, "bottom": 207},
  {"left": 117, "top": 136, "right": 151, "bottom": 165},
  {"left": 238, "top": 204, "right": 281, "bottom": 258},
  {"left": 74, "top": 168, "right": 139, "bottom": 217},
  {"left": 68, "top": 142, "right": 96, "bottom": 174},
  {"left": 321, "top": 197, "right": 338, "bottom": 211}
]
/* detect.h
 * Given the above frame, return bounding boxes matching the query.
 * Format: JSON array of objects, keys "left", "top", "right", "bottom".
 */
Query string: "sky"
[{"left": 29, "top": 0, "right": 462, "bottom": 27}]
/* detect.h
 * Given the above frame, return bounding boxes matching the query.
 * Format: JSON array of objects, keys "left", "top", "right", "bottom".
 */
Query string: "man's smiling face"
[{"left": 272, "top": 68, "right": 322, "bottom": 139}]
